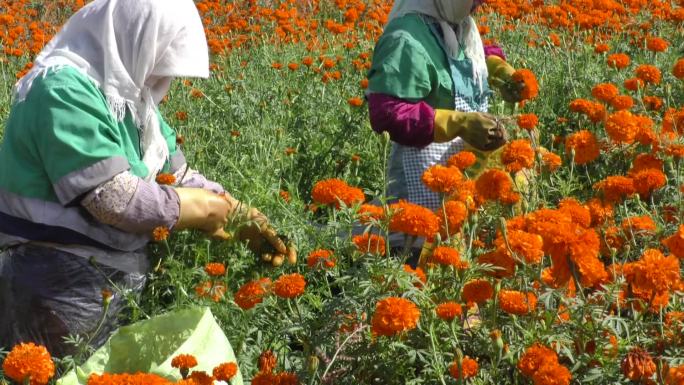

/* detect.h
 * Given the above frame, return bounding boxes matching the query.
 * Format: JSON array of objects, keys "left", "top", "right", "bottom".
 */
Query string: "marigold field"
[{"left": 2, "top": 0, "right": 684, "bottom": 384}]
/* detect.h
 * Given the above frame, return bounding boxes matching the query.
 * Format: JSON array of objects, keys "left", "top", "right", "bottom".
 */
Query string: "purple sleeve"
[
  {"left": 176, "top": 167, "right": 225, "bottom": 194},
  {"left": 484, "top": 44, "right": 506, "bottom": 61},
  {"left": 367, "top": 93, "right": 435, "bottom": 148},
  {"left": 122, "top": 183, "right": 180, "bottom": 232}
]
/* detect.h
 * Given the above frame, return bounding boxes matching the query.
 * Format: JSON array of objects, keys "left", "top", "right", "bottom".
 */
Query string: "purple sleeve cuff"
[
  {"left": 367, "top": 93, "right": 435, "bottom": 148},
  {"left": 120, "top": 182, "right": 180, "bottom": 233},
  {"left": 180, "top": 170, "right": 225, "bottom": 194},
  {"left": 484, "top": 44, "right": 506, "bottom": 61}
]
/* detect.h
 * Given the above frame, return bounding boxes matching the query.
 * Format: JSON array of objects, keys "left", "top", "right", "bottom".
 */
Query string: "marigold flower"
[
  {"left": 152, "top": 226, "right": 170, "bottom": 241},
  {"left": 302, "top": 56, "right": 314, "bottom": 66},
  {"left": 594, "top": 176, "right": 636, "bottom": 203},
  {"left": 252, "top": 372, "right": 277, "bottom": 385},
  {"left": 204, "top": 262, "right": 226, "bottom": 277},
  {"left": 271, "top": 62, "right": 283, "bottom": 70},
  {"left": 155, "top": 173, "right": 176, "bottom": 185},
  {"left": 623, "top": 249, "right": 680, "bottom": 295},
  {"left": 624, "top": 78, "right": 644, "bottom": 91},
  {"left": 666, "top": 365, "right": 684, "bottom": 385},
  {"left": 511, "top": 69, "right": 539, "bottom": 101},
  {"left": 610, "top": 95, "right": 634, "bottom": 111},
  {"left": 646, "top": 36, "right": 669, "bottom": 52},
  {"left": 306, "top": 249, "right": 336, "bottom": 269},
  {"left": 421, "top": 164, "right": 463, "bottom": 194},
  {"left": 195, "top": 280, "right": 227, "bottom": 302},
  {"left": 435, "top": 301, "right": 463, "bottom": 321},
  {"left": 537, "top": 148, "right": 561, "bottom": 172},
  {"left": 347, "top": 97, "right": 363, "bottom": 107},
  {"left": 353, "top": 233, "right": 386, "bottom": 256},
  {"left": 569, "top": 98, "right": 606, "bottom": 122},
  {"left": 360, "top": 78, "right": 369, "bottom": 89},
  {"left": 311, "top": 178, "right": 365, "bottom": 208},
  {"left": 371, "top": 297, "right": 420, "bottom": 337},
  {"left": 564, "top": 130, "right": 600, "bottom": 165},
  {"left": 674, "top": 58, "right": 684, "bottom": 80},
  {"left": 594, "top": 43, "right": 610, "bottom": 53},
  {"left": 663, "top": 225, "right": 684, "bottom": 259},
  {"left": 388, "top": 200, "right": 440, "bottom": 238},
  {"left": 212, "top": 362, "right": 238, "bottom": 381},
  {"left": 518, "top": 344, "right": 559, "bottom": 377},
  {"left": 495, "top": 230, "right": 544, "bottom": 264},
  {"left": 430, "top": 246, "right": 467, "bottom": 269},
  {"left": 87, "top": 373, "right": 172, "bottom": 385},
  {"left": 631, "top": 169, "right": 666, "bottom": 198},
  {"left": 188, "top": 371, "right": 213, "bottom": 385},
  {"left": 558, "top": 198, "right": 591, "bottom": 228},
  {"left": 175, "top": 111, "right": 188, "bottom": 121},
  {"left": 517, "top": 113, "right": 539, "bottom": 131},
  {"left": 447, "top": 151, "right": 477, "bottom": 170},
  {"left": 475, "top": 169, "right": 520, "bottom": 204},
  {"left": 501, "top": 139, "right": 535, "bottom": 172},
  {"left": 437, "top": 200, "right": 468, "bottom": 236},
  {"left": 2, "top": 343, "right": 55, "bottom": 385},
  {"left": 532, "top": 363, "right": 572, "bottom": 385},
  {"left": 635, "top": 64, "right": 661, "bottom": 85},
  {"left": 462, "top": 279, "right": 493, "bottom": 304},
  {"left": 607, "top": 53, "right": 630, "bottom": 69},
  {"left": 621, "top": 347, "right": 656, "bottom": 381},
  {"left": 587, "top": 198, "right": 613, "bottom": 226},
  {"left": 631, "top": 153, "right": 663, "bottom": 173},
  {"left": 605, "top": 110, "right": 638, "bottom": 144},
  {"left": 258, "top": 350, "right": 277, "bottom": 373},
  {"left": 171, "top": 354, "right": 198, "bottom": 369},
  {"left": 449, "top": 356, "right": 478, "bottom": 379},
  {"left": 643, "top": 96, "right": 664, "bottom": 111},
  {"left": 403, "top": 264, "right": 427, "bottom": 286},
  {"left": 591, "top": 83, "right": 619, "bottom": 102},
  {"left": 498, "top": 290, "right": 537, "bottom": 315},
  {"left": 273, "top": 273, "right": 306, "bottom": 298},
  {"left": 621, "top": 215, "right": 656, "bottom": 237},
  {"left": 357, "top": 204, "right": 384, "bottom": 223},
  {"left": 234, "top": 278, "right": 271, "bottom": 310},
  {"left": 275, "top": 372, "right": 299, "bottom": 385}
]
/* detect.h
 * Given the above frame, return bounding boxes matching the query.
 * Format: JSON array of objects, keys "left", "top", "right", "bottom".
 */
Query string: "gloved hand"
[
  {"left": 486, "top": 56, "right": 524, "bottom": 103},
  {"left": 434, "top": 110, "right": 507, "bottom": 151},
  {"left": 227, "top": 199, "right": 293, "bottom": 262},
  {"left": 174, "top": 188, "right": 234, "bottom": 239}
]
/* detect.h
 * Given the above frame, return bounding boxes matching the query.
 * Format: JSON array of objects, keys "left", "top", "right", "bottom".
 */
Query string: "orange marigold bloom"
[
  {"left": 447, "top": 151, "right": 477, "bottom": 170},
  {"left": 435, "top": 301, "right": 463, "bottom": 321},
  {"left": 87, "top": 373, "right": 172, "bottom": 385},
  {"left": 252, "top": 372, "right": 277, "bottom": 385},
  {"left": 631, "top": 169, "right": 666, "bottom": 198},
  {"left": 517, "top": 113, "right": 539, "bottom": 131},
  {"left": 564, "top": 130, "right": 600, "bottom": 165},
  {"left": 274, "top": 372, "right": 299, "bottom": 385},
  {"left": 518, "top": 344, "right": 559, "bottom": 377},
  {"left": 540, "top": 149, "right": 562, "bottom": 172},
  {"left": 475, "top": 169, "right": 520, "bottom": 204},
  {"left": 621, "top": 215, "right": 656, "bottom": 237},
  {"left": 511, "top": 69, "right": 539, "bottom": 101},
  {"left": 479, "top": 248, "right": 516, "bottom": 278},
  {"left": 607, "top": 53, "right": 630, "bottom": 69},
  {"left": 171, "top": 354, "right": 198, "bottom": 369},
  {"left": 195, "top": 280, "right": 227, "bottom": 302},
  {"left": 403, "top": 264, "right": 427, "bottom": 286},
  {"left": 273, "top": 273, "right": 306, "bottom": 298},
  {"left": 635, "top": 64, "right": 661, "bottom": 85},
  {"left": 357, "top": 204, "right": 384, "bottom": 223},
  {"left": 388, "top": 200, "right": 440, "bottom": 238},
  {"left": 666, "top": 365, "right": 684, "bottom": 385},
  {"left": 532, "top": 363, "right": 572, "bottom": 385},
  {"left": 624, "top": 78, "right": 644, "bottom": 92},
  {"left": 674, "top": 58, "right": 684, "bottom": 80},
  {"left": 204, "top": 262, "right": 226, "bottom": 277},
  {"left": 605, "top": 110, "right": 638, "bottom": 144},
  {"left": 2, "top": 343, "right": 55, "bottom": 385},
  {"left": 462, "top": 279, "right": 493, "bottom": 304},
  {"left": 501, "top": 139, "right": 535, "bottom": 172},
  {"left": 610, "top": 95, "right": 634, "bottom": 111},
  {"left": 667, "top": 144, "right": 684, "bottom": 159},
  {"left": 371, "top": 297, "right": 420, "bottom": 337},
  {"left": 152, "top": 226, "right": 170, "bottom": 241},
  {"left": 594, "top": 176, "right": 636, "bottom": 203},
  {"left": 302, "top": 56, "right": 314, "bottom": 66},
  {"left": 271, "top": 62, "right": 283, "bottom": 70},
  {"left": 594, "top": 43, "right": 610, "bottom": 53},
  {"left": 155, "top": 173, "right": 176, "bottom": 185},
  {"left": 646, "top": 36, "right": 669, "bottom": 52},
  {"left": 621, "top": 347, "right": 656, "bottom": 381},
  {"left": 311, "top": 178, "right": 365, "bottom": 208},
  {"left": 421, "top": 164, "right": 463, "bottom": 194},
  {"left": 306, "top": 249, "right": 336, "bottom": 269},
  {"left": 624, "top": 249, "right": 680, "bottom": 294},
  {"left": 360, "top": 78, "right": 369, "bottom": 89},
  {"left": 587, "top": 198, "right": 613, "bottom": 226},
  {"left": 663, "top": 225, "right": 684, "bottom": 259},
  {"left": 569, "top": 99, "right": 606, "bottom": 122},
  {"left": 559, "top": 198, "right": 591, "bottom": 228},
  {"left": 631, "top": 153, "right": 663, "bottom": 173},
  {"left": 437, "top": 200, "right": 468, "bottom": 236},
  {"left": 643, "top": 96, "right": 664, "bottom": 111},
  {"left": 287, "top": 62, "right": 299, "bottom": 71},
  {"left": 498, "top": 290, "right": 537, "bottom": 315},
  {"left": 353, "top": 233, "right": 386, "bottom": 256},
  {"left": 188, "top": 371, "right": 213, "bottom": 385},
  {"left": 234, "top": 278, "right": 271, "bottom": 310},
  {"left": 347, "top": 97, "right": 363, "bottom": 107},
  {"left": 175, "top": 111, "right": 188, "bottom": 121},
  {"left": 430, "top": 246, "right": 467, "bottom": 269},
  {"left": 591, "top": 83, "right": 619, "bottom": 102},
  {"left": 212, "top": 362, "right": 238, "bottom": 381},
  {"left": 495, "top": 230, "right": 544, "bottom": 264},
  {"left": 449, "top": 356, "right": 478, "bottom": 379},
  {"left": 258, "top": 350, "right": 277, "bottom": 373}
]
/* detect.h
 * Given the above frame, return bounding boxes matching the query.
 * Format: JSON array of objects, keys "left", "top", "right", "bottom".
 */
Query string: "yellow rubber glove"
[
  {"left": 174, "top": 188, "right": 234, "bottom": 239},
  {"left": 486, "top": 56, "right": 524, "bottom": 103},
  {"left": 434, "top": 109, "right": 507, "bottom": 151},
  {"left": 231, "top": 203, "right": 288, "bottom": 257}
]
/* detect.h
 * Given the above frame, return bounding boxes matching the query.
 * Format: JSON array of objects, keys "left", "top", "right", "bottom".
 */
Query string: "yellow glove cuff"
[{"left": 433, "top": 109, "right": 462, "bottom": 143}]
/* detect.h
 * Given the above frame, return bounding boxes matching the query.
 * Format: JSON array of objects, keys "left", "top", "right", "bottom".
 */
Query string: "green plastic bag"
[{"left": 57, "top": 307, "right": 243, "bottom": 385}]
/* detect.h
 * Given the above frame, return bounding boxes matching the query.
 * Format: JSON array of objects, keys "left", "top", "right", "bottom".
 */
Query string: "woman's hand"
[
  {"left": 174, "top": 188, "right": 233, "bottom": 239},
  {"left": 434, "top": 110, "right": 507, "bottom": 151},
  {"left": 486, "top": 56, "right": 524, "bottom": 103}
]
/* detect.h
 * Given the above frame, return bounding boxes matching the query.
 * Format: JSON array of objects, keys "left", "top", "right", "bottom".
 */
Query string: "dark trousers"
[{"left": 0, "top": 244, "right": 145, "bottom": 358}]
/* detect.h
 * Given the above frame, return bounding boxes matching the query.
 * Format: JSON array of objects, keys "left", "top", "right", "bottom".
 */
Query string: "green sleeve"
[
  {"left": 367, "top": 32, "right": 435, "bottom": 101},
  {"left": 32, "top": 81, "right": 130, "bottom": 204}
]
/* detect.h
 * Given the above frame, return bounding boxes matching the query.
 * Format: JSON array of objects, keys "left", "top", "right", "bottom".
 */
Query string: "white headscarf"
[
  {"left": 14, "top": 0, "right": 209, "bottom": 181},
  {"left": 388, "top": 0, "right": 488, "bottom": 91}
]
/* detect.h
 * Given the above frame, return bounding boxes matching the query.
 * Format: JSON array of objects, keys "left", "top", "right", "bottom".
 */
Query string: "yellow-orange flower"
[
  {"left": 212, "top": 362, "right": 238, "bottom": 382},
  {"left": 311, "top": 178, "right": 365, "bottom": 208},
  {"left": 631, "top": 169, "right": 666, "bottom": 198},
  {"left": 497, "top": 290, "right": 537, "bottom": 315},
  {"left": 621, "top": 347, "right": 656, "bottom": 381},
  {"left": 447, "top": 151, "right": 477, "bottom": 170},
  {"left": 155, "top": 173, "right": 176, "bottom": 185},
  {"left": 594, "top": 176, "right": 636, "bottom": 203},
  {"left": 234, "top": 278, "right": 271, "bottom": 310},
  {"left": 437, "top": 200, "right": 468, "bottom": 236},
  {"left": 2, "top": 343, "right": 55, "bottom": 385},
  {"left": 435, "top": 301, "right": 463, "bottom": 321},
  {"left": 258, "top": 350, "right": 277, "bottom": 373},
  {"left": 171, "top": 354, "right": 198, "bottom": 369},
  {"left": 462, "top": 279, "right": 493, "bottom": 304},
  {"left": 501, "top": 139, "right": 535, "bottom": 172},
  {"left": 353, "top": 233, "right": 386, "bottom": 256},
  {"left": 674, "top": 58, "right": 684, "bottom": 80},
  {"left": 635, "top": 64, "right": 661, "bottom": 85},
  {"left": 475, "top": 169, "right": 520, "bottom": 205},
  {"left": 306, "top": 249, "right": 336, "bottom": 269},
  {"left": 421, "top": 164, "right": 463, "bottom": 194},
  {"left": 518, "top": 344, "right": 558, "bottom": 377},
  {"left": 591, "top": 83, "right": 619, "bottom": 102},
  {"left": 564, "top": 130, "right": 600, "bottom": 165},
  {"left": 605, "top": 110, "right": 638, "bottom": 144},
  {"left": 357, "top": 204, "right": 384, "bottom": 223},
  {"left": 388, "top": 200, "right": 440, "bottom": 238},
  {"left": 663, "top": 225, "right": 684, "bottom": 259},
  {"left": 511, "top": 69, "right": 539, "bottom": 100},
  {"left": 449, "top": 356, "right": 478, "bottom": 379},
  {"left": 607, "top": 53, "right": 630, "bottom": 69},
  {"left": 152, "top": 226, "right": 170, "bottom": 241},
  {"left": 646, "top": 36, "right": 669, "bottom": 52},
  {"left": 517, "top": 113, "right": 539, "bottom": 131},
  {"left": 371, "top": 297, "right": 420, "bottom": 337},
  {"left": 204, "top": 262, "right": 226, "bottom": 277},
  {"left": 273, "top": 273, "right": 306, "bottom": 298},
  {"left": 430, "top": 246, "right": 467, "bottom": 269}
]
